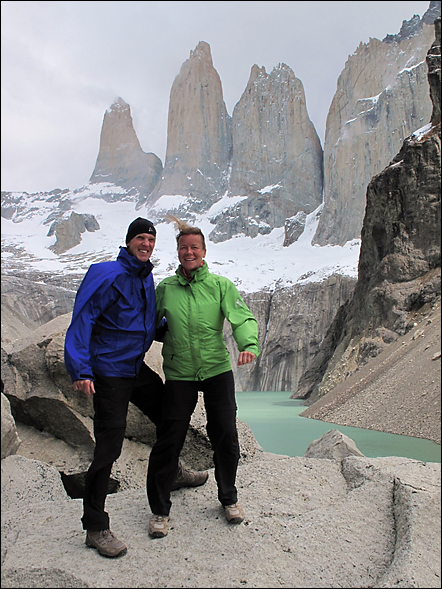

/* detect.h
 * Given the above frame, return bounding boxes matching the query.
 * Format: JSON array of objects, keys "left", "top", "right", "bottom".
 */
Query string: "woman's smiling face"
[{"left": 178, "top": 233, "right": 206, "bottom": 273}]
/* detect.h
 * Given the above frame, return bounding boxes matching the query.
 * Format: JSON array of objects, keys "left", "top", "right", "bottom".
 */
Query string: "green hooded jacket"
[{"left": 156, "top": 261, "right": 260, "bottom": 381}]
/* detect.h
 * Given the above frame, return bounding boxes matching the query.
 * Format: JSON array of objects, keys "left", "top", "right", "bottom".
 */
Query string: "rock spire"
[
  {"left": 89, "top": 97, "right": 162, "bottom": 195},
  {"left": 147, "top": 41, "right": 232, "bottom": 209},
  {"left": 209, "top": 62, "right": 323, "bottom": 242}
]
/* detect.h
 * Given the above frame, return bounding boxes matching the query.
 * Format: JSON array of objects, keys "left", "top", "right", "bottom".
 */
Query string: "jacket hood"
[{"left": 118, "top": 246, "right": 154, "bottom": 277}]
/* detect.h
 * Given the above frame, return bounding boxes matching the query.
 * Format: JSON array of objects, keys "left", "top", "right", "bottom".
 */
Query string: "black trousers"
[
  {"left": 81, "top": 362, "right": 164, "bottom": 531},
  {"left": 147, "top": 370, "right": 240, "bottom": 515}
]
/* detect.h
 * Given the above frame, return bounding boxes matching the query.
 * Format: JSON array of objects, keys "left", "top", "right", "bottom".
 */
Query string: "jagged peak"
[
  {"left": 272, "top": 62, "right": 292, "bottom": 73},
  {"left": 249, "top": 64, "right": 267, "bottom": 83},
  {"left": 247, "top": 62, "right": 297, "bottom": 88},
  {"left": 106, "top": 97, "right": 130, "bottom": 115},
  {"left": 270, "top": 62, "right": 296, "bottom": 81},
  {"left": 383, "top": 1, "right": 440, "bottom": 44},
  {"left": 189, "top": 40, "right": 212, "bottom": 61}
]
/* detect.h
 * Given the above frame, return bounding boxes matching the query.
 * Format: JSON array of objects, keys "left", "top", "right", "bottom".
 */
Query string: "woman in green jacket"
[{"left": 147, "top": 218, "right": 259, "bottom": 538}]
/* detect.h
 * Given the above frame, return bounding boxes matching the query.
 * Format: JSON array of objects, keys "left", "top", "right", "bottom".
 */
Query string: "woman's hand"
[
  {"left": 237, "top": 351, "right": 256, "bottom": 366},
  {"left": 73, "top": 379, "right": 95, "bottom": 396}
]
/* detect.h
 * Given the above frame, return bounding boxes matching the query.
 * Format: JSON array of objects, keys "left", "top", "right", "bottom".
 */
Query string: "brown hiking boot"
[
  {"left": 85, "top": 529, "right": 127, "bottom": 557},
  {"left": 224, "top": 503, "right": 245, "bottom": 524},
  {"left": 149, "top": 514, "right": 169, "bottom": 538},
  {"left": 171, "top": 462, "right": 209, "bottom": 491}
]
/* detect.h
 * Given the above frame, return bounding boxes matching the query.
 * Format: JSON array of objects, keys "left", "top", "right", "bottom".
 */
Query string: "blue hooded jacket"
[{"left": 64, "top": 247, "right": 156, "bottom": 381}]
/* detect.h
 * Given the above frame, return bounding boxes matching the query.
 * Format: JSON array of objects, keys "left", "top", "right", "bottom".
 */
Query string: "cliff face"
[
  {"left": 225, "top": 276, "right": 356, "bottom": 393},
  {"left": 294, "top": 17, "right": 441, "bottom": 404},
  {"left": 314, "top": 3, "right": 440, "bottom": 246}
]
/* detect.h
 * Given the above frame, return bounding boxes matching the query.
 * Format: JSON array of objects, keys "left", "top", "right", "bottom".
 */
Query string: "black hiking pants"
[
  {"left": 147, "top": 370, "right": 240, "bottom": 516},
  {"left": 81, "top": 362, "right": 164, "bottom": 531}
]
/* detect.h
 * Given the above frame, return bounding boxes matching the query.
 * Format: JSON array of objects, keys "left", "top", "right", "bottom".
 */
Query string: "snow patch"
[
  {"left": 412, "top": 122, "right": 433, "bottom": 141},
  {"left": 258, "top": 183, "right": 282, "bottom": 194}
]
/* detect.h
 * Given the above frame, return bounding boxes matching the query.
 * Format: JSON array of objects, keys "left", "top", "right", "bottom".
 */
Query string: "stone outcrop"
[
  {"left": 48, "top": 211, "right": 100, "bottom": 254},
  {"left": 427, "top": 13, "right": 442, "bottom": 125},
  {"left": 297, "top": 111, "right": 441, "bottom": 402},
  {"left": 314, "top": 2, "right": 440, "bottom": 246},
  {"left": 1, "top": 392, "right": 20, "bottom": 459},
  {"left": 89, "top": 97, "right": 163, "bottom": 197},
  {"left": 147, "top": 42, "right": 232, "bottom": 210},
  {"left": 1, "top": 273, "right": 78, "bottom": 347},
  {"left": 304, "top": 428, "right": 365, "bottom": 460},
  {"left": 1, "top": 436, "right": 440, "bottom": 588},
  {"left": 283, "top": 211, "right": 308, "bottom": 246},
  {"left": 294, "top": 19, "right": 441, "bottom": 420}
]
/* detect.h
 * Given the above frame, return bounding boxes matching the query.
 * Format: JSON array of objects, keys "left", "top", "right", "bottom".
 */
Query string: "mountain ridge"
[{"left": 2, "top": 3, "right": 439, "bottom": 256}]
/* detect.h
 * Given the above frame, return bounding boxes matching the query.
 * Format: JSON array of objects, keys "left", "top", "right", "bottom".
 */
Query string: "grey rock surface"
[
  {"left": 1, "top": 450, "right": 440, "bottom": 588},
  {"left": 147, "top": 41, "right": 232, "bottom": 209},
  {"left": 239, "top": 275, "right": 356, "bottom": 393},
  {"left": 48, "top": 212, "right": 100, "bottom": 255},
  {"left": 210, "top": 62, "right": 323, "bottom": 243}
]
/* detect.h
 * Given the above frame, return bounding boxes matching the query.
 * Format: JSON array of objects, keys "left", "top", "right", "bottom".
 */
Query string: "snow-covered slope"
[{"left": 1, "top": 184, "right": 360, "bottom": 293}]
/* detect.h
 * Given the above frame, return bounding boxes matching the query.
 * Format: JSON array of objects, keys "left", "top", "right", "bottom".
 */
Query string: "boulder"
[{"left": 1, "top": 392, "right": 20, "bottom": 459}]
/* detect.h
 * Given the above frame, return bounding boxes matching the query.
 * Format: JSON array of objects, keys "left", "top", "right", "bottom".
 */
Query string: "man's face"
[
  {"left": 178, "top": 233, "right": 206, "bottom": 273},
  {"left": 127, "top": 233, "right": 156, "bottom": 262}
]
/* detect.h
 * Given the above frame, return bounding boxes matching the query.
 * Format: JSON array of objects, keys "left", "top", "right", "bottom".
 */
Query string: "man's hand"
[
  {"left": 73, "top": 379, "right": 95, "bottom": 396},
  {"left": 237, "top": 351, "right": 256, "bottom": 366}
]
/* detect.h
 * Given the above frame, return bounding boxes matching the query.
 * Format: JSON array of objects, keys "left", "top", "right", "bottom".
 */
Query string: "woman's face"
[{"left": 178, "top": 233, "right": 206, "bottom": 274}]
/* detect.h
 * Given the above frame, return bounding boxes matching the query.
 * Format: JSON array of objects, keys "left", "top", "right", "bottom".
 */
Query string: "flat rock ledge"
[{"left": 1, "top": 450, "right": 440, "bottom": 588}]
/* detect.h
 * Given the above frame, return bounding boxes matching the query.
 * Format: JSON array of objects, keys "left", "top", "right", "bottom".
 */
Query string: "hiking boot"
[
  {"left": 85, "top": 529, "right": 127, "bottom": 558},
  {"left": 171, "top": 461, "right": 209, "bottom": 491},
  {"left": 224, "top": 503, "right": 245, "bottom": 524},
  {"left": 149, "top": 514, "right": 169, "bottom": 538}
]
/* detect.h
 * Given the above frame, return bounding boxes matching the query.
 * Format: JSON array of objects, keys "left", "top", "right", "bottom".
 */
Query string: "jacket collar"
[
  {"left": 118, "top": 246, "right": 154, "bottom": 277},
  {"left": 176, "top": 260, "right": 209, "bottom": 284}
]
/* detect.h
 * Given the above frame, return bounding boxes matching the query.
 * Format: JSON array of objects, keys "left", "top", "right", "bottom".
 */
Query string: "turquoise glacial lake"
[{"left": 236, "top": 391, "right": 441, "bottom": 463}]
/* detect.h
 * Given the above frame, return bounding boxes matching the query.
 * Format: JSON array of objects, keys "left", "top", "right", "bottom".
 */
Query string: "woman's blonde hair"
[{"left": 166, "top": 214, "right": 206, "bottom": 250}]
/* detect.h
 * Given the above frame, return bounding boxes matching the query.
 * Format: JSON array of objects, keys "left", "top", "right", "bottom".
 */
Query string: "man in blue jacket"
[{"left": 64, "top": 217, "right": 208, "bottom": 558}]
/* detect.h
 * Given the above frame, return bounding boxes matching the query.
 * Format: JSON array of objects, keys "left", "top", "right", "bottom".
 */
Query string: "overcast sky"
[{"left": 1, "top": 1, "right": 433, "bottom": 193}]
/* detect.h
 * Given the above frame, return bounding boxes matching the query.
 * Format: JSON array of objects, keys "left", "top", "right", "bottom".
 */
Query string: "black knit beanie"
[{"left": 125, "top": 217, "right": 156, "bottom": 243}]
